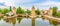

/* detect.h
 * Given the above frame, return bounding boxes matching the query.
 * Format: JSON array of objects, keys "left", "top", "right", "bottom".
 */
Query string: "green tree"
[
  {"left": 2, "top": 8, "right": 10, "bottom": 14},
  {"left": 35, "top": 9, "right": 40, "bottom": 15},
  {"left": 20, "top": 9, "right": 24, "bottom": 14},
  {"left": 56, "top": 12, "right": 60, "bottom": 17},
  {"left": 26, "top": 9, "right": 31, "bottom": 15},
  {"left": 0, "top": 8, "right": 2, "bottom": 14},
  {"left": 9, "top": 6, "right": 12, "bottom": 11},
  {"left": 52, "top": 6, "right": 58, "bottom": 16},
  {"left": 16, "top": 7, "right": 24, "bottom": 14}
]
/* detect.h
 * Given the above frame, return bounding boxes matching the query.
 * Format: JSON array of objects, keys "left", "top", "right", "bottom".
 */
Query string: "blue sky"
[{"left": 0, "top": 0, "right": 60, "bottom": 10}]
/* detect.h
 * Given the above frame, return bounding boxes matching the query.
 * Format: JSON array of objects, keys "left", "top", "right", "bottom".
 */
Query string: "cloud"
[
  {"left": 0, "top": 0, "right": 15, "bottom": 6},
  {"left": 33, "top": 1, "right": 60, "bottom": 10},
  {"left": 0, "top": 0, "right": 40, "bottom": 6},
  {"left": 0, "top": 0, "right": 60, "bottom": 10}
]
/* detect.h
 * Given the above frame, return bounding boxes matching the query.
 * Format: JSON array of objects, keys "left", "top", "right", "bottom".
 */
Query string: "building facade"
[
  {"left": 41, "top": 7, "right": 53, "bottom": 16},
  {"left": 12, "top": 7, "right": 16, "bottom": 14},
  {"left": 48, "top": 7, "right": 53, "bottom": 16},
  {"left": 30, "top": 6, "right": 36, "bottom": 17}
]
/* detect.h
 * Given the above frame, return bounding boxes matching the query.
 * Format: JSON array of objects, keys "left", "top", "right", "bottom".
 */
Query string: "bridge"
[
  {"left": 2, "top": 13, "right": 60, "bottom": 23},
  {"left": 41, "top": 15, "right": 60, "bottom": 22},
  {"left": 2, "top": 14, "right": 60, "bottom": 26},
  {"left": 15, "top": 14, "right": 60, "bottom": 22}
]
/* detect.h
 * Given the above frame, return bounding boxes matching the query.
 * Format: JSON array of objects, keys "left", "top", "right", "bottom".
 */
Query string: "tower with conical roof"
[
  {"left": 30, "top": 6, "right": 36, "bottom": 18},
  {"left": 48, "top": 7, "right": 52, "bottom": 16},
  {"left": 12, "top": 7, "right": 16, "bottom": 14}
]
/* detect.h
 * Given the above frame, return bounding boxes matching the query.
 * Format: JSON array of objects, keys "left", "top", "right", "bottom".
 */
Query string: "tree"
[
  {"left": 52, "top": 6, "right": 58, "bottom": 16},
  {"left": 56, "top": 12, "right": 60, "bottom": 17},
  {"left": 2, "top": 8, "right": 10, "bottom": 14},
  {"left": 9, "top": 6, "right": 12, "bottom": 11},
  {"left": 16, "top": 6, "right": 24, "bottom": 14},
  {"left": 26, "top": 9, "right": 31, "bottom": 15},
  {"left": 0, "top": 8, "right": 2, "bottom": 14},
  {"left": 20, "top": 9, "right": 24, "bottom": 14},
  {"left": 35, "top": 9, "right": 40, "bottom": 15}
]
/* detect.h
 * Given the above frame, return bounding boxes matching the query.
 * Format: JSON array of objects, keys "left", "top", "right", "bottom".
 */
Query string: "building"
[
  {"left": 12, "top": 7, "right": 16, "bottom": 14},
  {"left": 48, "top": 7, "right": 53, "bottom": 16},
  {"left": 41, "top": 7, "right": 53, "bottom": 16},
  {"left": 6, "top": 7, "right": 16, "bottom": 16},
  {"left": 40, "top": 10, "right": 48, "bottom": 15},
  {"left": 30, "top": 6, "right": 36, "bottom": 18}
]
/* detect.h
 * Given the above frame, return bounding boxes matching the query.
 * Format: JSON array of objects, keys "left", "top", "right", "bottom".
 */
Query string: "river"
[{"left": 0, "top": 17, "right": 60, "bottom": 26}]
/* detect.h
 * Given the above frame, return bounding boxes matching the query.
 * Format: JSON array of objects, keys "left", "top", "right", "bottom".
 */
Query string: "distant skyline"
[{"left": 0, "top": 0, "right": 60, "bottom": 10}]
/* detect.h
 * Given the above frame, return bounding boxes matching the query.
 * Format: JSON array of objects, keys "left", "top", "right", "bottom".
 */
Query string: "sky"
[{"left": 0, "top": 0, "right": 60, "bottom": 10}]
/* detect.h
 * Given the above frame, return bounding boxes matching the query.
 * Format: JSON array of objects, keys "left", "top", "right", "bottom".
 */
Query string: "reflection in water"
[
  {"left": 17, "top": 17, "right": 22, "bottom": 24},
  {"left": 19, "top": 18, "right": 31, "bottom": 26},
  {"left": 36, "top": 18, "right": 50, "bottom": 26},
  {"left": 0, "top": 17, "right": 3, "bottom": 21},
  {"left": 49, "top": 19, "right": 60, "bottom": 26},
  {"left": 41, "top": 17, "right": 60, "bottom": 26},
  {"left": 3, "top": 17, "right": 23, "bottom": 26},
  {"left": 3, "top": 18, "right": 16, "bottom": 26},
  {"left": 0, "top": 17, "right": 60, "bottom": 26},
  {"left": 11, "top": 18, "right": 16, "bottom": 26},
  {"left": 32, "top": 18, "right": 35, "bottom": 26}
]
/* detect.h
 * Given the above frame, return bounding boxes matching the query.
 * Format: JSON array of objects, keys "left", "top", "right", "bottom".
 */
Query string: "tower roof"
[
  {"left": 32, "top": 6, "right": 35, "bottom": 9},
  {"left": 49, "top": 7, "right": 52, "bottom": 9},
  {"left": 13, "top": 7, "right": 16, "bottom": 9}
]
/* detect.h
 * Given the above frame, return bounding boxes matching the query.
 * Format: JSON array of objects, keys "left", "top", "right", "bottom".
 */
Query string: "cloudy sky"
[{"left": 0, "top": 0, "right": 60, "bottom": 10}]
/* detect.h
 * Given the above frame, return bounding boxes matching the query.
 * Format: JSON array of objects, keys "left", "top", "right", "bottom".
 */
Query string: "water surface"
[{"left": 0, "top": 17, "right": 60, "bottom": 26}]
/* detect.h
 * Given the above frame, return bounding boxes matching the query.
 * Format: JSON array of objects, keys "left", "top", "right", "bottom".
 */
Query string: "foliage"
[
  {"left": 9, "top": 6, "right": 12, "bottom": 11},
  {"left": 0, "top": 8, "right": 3, "bottom": 14},
  {"left": 17, "top": 17, "right": 22, "bottom": 23},
  {"left": 0, "top": 6, "right": 59, "bottom": 17},
  {"left": 0, "top": 16, "right": 3, "bottom": 20},
  {"left": 26, "top": 9, "right": 31, "bottom": 15},
  {"left": 52, "top": 6, "right": 58, "bottom": 16},
  {"left": 2, "top": 8, "right": 10, "bottom": 14},
  {"left": 16, "top": 7, "right": 24, "bottom": 14},
  {"left": 56, "top": 12, "right": 60, "bottom": 17},
  {"left": 35, "top": 9, "right": 40, "bottom": 15}
]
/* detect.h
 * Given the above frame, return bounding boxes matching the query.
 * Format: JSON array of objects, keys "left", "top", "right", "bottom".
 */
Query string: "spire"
[
  {"left": 48, "top": 7, "right": 53, "bottom": 16},
  {"left": 49, "top": 7, "right": 52, "bottom": 9},
  {"left": 12, "top": 7, "right": 16, "bottom": 14},
  {"left": 13, "top": 7, "right": 16, "bottom": 9},
  {"left": 32, "top": 6, "right": 35, "bottom": 9}
]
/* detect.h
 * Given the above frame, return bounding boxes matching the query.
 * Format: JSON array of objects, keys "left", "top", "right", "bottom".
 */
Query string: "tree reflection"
[
  {"left": 0, "top": 17, "right": 3, "bottom": 21},
  {"left": 17, "top": 17, "right": 22, "bottom": 24}
]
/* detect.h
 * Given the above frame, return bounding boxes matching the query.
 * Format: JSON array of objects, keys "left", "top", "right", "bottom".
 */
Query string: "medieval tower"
[
  {"left": 48, "top": 7, "right": 53, "bottom": 16},
  {"left": 30, "top": 6, "right": 36, "bottom": 18},
  {"left": 12, "top": 7, "right": 16, "bottom": 14}
]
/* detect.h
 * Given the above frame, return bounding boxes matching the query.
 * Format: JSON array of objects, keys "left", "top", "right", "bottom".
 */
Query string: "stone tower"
[
  {"left": 12, "top": 7, "right": 16, "bottom": 14},
  {"left": 30, "top": 6, "right": 36, "bottom": 18},
  {"left": 48, "top": 7, "right": 52, "bottom": 16}
]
